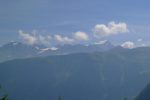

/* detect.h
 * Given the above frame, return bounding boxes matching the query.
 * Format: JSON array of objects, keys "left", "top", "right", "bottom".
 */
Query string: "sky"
[{"left": 0, "top": 0, "right": 150, "bottom": 48}]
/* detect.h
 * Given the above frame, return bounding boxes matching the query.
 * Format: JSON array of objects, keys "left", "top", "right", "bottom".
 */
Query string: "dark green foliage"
[
  {"left": 0, "top": 95, "right": 8, "bottom": 100},
  {"left": 124, "top": 97, "right": 128, "bottom": 100},
  {"left": 0, "top": 85, "right": 8, "bottom": 100},
  {"left": 58, "top": 96, "right": 62, "bottom": 100}
]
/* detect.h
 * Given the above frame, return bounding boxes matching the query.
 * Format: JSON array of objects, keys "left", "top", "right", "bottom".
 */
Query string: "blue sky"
[{"left": 0, "top": 0, "right": 150, "bottom": 47}]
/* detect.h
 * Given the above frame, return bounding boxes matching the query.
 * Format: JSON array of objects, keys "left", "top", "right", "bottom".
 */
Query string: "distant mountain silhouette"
[{"left": 0, "top": 41, "right": 115, "bottom": 62}]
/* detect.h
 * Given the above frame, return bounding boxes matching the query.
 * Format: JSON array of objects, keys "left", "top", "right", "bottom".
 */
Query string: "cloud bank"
[
  {"left": 94, "top": 21, "right": 129, "bottom": 38},
  {"left": 18, "top": 21, "right": 130, "bottom": 47},
  {"left": 19, "top": 30, "right": 90, "bottom": 46},
  {"left": 19, "top": 30, "right": 37, "bottom": 45},
  {"left": 54, "top": 35, "right": 74, "bottom": 44},
  {"left": 19, "top": 30, "right": 51, "bottom": 46},
  {"left": 54, "top": 31, "right": 89, "bottom": 44}
]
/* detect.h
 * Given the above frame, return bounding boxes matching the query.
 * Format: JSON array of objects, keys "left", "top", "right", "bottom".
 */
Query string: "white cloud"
[
  {"left": 121, "top": 41, "right": 135, "bottom": 49},
  {"left": 73, "top": 31, "right": 89, "bottom": 41},
  {"left": 19, "top": 30, "right": 51, "bottom": 46},
  {"left": 19, "top": 30, "right": 37, "bottom": 45},
  {"left": 38, "top": 35, "right": 52, "bottom": 46},
  {"left": 93, "top": 21, "right": 129, "bottom": 38},
  {"left": 18, "top": 21, "right": 129, "bottom": 46},
  {"left": 54, "top": 34, "right": 74, "bottom": 44}
]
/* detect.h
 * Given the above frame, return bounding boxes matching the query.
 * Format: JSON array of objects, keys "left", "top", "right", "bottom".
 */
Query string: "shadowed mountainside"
[{"left": 0, "top": 47, "right": 150, "bottom": 100}]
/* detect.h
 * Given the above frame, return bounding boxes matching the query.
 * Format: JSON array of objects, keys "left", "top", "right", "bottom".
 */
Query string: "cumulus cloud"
[
  {"left": 93, "top": 21, "right": 129, "bottom": 38},
  {"left": 54, "top": 34, "right": 74, "bottom": 44},
  {"left": 19, "top": 30, "right": 37, "bottom": 45},
  {"left": 121, "top": 41, "right": 135, "bottom": 49},
  {"left": 38, "top": 35, "right": 52, "bottom": 46},
  {"left": 19, "top": 30, "right": 51, "bottom": 46},
  {"left": 18, "top": 21, "right": 129, "bottom": 46},
  {"left": 73, "top": 31, "right": 89, "bottom": 41}
]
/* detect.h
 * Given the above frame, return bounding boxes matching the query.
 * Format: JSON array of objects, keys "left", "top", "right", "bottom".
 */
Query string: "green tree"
[
  {"left": 124, "top": 97, "right": 128, "bottom": 100},
  {"left": 0, "top": 85, "right": 8, "bottom": 100},
  {"left": 0, "top": 95, "right": 8, "bottom": 100},
  {"left": 58, "top": 96, "right": 62, "bottom": 100}
]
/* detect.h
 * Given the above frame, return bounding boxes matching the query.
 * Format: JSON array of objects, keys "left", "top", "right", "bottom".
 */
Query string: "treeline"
[
  {"left": 0, "top": 85, "right": 62, "bottom": 100},
  {"left": 0, "top": 96, "right": 61, "bottom": 100},
  {"left": 1, "top": 84, "right": 149, "bottom": 100}
]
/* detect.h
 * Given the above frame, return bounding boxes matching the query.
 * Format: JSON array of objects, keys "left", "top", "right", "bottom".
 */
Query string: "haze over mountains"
[
  {"left": 1, "top": 0, "right": 150, "bottom": 100},
  {"left": 1, "top": 42, "right": 150, "bottom": 100},
  {"left": 0, "top": 41, "right": 115, "bottom": 62}
]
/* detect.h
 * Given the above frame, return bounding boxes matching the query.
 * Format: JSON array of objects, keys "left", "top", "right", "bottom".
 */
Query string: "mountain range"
[
  {"left": 0, "top": 41, "right": 114, "bottom": 62},
  {"left": 0, "top": 45, "right": 150, "bottom": 100}
]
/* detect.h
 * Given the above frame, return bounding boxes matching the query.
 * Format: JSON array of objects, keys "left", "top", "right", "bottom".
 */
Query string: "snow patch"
[
  {"left": 38, "top": 47, "right": 58, "bottom": 54},
  {"left": 94, "top": 40, "right": 108, "bottom": 45}
]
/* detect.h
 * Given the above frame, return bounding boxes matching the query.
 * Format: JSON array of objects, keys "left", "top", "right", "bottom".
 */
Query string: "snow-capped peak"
[
  {"left": 50, "top": 47, "right": 58, "bottom": 51},
  {"left": 38, "top": 47, "right": 58, "bottom": 54},
  {"left": 94, "top": 40, "right": 108, "bottom": 45}
]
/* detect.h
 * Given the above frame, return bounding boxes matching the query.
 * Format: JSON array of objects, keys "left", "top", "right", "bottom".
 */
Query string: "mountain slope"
[
  {"left": 135, "top": 83, "right": 150, "bottom": 100},
  {"left": 0, "top": 42, "right": 43, "bottom": 62},
  {"left": 1, "top": 47, "right": 150, "bottom": 100}
]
